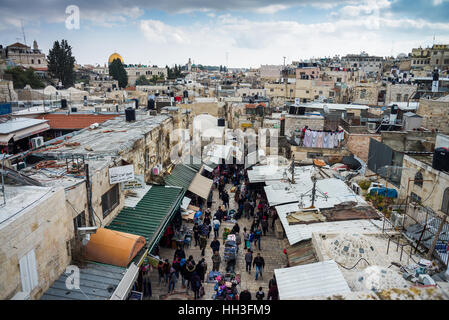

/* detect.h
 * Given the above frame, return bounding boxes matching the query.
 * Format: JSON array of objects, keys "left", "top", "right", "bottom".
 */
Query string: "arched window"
[
  {"left": 442, "top": 188, "right": 449, "bottom": 215},
  {"left": 414, "top": 171, "right": 423, "bottom": 187}
]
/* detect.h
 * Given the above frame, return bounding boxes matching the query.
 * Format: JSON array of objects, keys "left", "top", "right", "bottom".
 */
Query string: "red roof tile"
[{"left": 36, "top": 113, "right": 119, "bottom": 130}]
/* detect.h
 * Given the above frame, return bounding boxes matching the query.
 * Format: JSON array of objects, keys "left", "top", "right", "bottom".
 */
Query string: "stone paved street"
[{"left": 147, "top": 181, "right": 288, "bottom": 300}]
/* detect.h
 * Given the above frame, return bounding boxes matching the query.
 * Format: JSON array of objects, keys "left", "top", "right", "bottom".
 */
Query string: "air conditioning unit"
[
  {"left": 17, "top": 162, "right": 26, "bottom": 170},
  {"left": 367, "top": 123, "right": 377, "bottom": 131},
  {"left": 31, "top": 136, "right": 44, "bottom": 149}
]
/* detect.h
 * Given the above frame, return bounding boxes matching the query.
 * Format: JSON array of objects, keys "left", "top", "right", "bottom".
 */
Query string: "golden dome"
[{"left": 108, "top": 52, "right": 124, "bottom": 64}]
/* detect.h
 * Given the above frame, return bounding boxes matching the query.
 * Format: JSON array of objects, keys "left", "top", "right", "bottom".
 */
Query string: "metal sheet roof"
[
  {"left": 106, "top": 185, "right": 185, "bottom": 248},
  {"left": 274, "top": 260, "right": 351, "bottom": 299},
  {"left": 275, "top": 202, "right": 385, "bottom": 245},
  {"left": 188, "top": 173, "right": 213, "bottom": 199},
  {"left": 40, "top": 262, "right": 126, "bottom": 300},
  {"left": 0, "top": 118, "right": 49, "bottom": 134},
  {"left": 164, "top": 164, "right": 197, "bottom": 189}
]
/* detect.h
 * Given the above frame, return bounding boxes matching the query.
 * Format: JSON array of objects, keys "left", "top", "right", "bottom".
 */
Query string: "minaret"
[
  {"left": 187, "top": 58, "right": 192, "bottom": 71},
  {"left": 33, "top": 40, "right": 38, "bottom": 51}
]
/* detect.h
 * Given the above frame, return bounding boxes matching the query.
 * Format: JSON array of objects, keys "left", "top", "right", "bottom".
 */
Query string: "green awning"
[
  {"left": 106, "top": 185, "right": 185, "bottom": 252},
  {"left": 164, "top": 164, "right": 198, "bottom": 189}
]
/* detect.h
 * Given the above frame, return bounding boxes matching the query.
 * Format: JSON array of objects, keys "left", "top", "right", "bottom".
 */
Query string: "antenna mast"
[{"left": 21, "top": 20, "right": 26, "bottom": 45}]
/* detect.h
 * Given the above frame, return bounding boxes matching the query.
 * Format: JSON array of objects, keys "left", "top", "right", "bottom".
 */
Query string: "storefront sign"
[
  {"left": 122, "top": 175, "right": 145, "bottom": 190},
  {"left": 109, "top": 165, "right": 134, "bottom": 184}
]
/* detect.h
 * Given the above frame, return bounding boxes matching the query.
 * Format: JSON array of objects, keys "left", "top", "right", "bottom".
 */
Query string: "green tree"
[
  {"left": 4, "top": 67, "right": 45, "bottom": 89},
  {"left": 109, "top": 58, "right": 128, "bottom": 88},
  {"left": 135, "top": 75, "right": 151, "bottom": 85},
  {"left": 47, "top": 39, "right": 75, "bottom": 88}
]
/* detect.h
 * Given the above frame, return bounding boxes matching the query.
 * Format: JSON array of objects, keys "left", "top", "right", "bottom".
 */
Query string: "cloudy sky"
[{"left": 0, "top": 0, "right": 448, "bottom": 67}]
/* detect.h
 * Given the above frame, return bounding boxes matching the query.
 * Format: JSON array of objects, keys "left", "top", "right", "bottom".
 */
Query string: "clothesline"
[{"left": 301, "top": 129, "right": 344, "bottom": 148}]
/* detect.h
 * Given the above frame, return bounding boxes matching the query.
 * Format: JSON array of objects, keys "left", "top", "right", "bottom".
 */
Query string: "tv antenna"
[{"left": 21, "top": 20, "right": 26, "bottom": 45}]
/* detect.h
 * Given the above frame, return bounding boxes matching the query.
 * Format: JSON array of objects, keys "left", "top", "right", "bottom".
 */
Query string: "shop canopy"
[
  {"left": 188, "top": 172, "right": 213, "bottom": 200},
  {"left": 106, "top": 185, "right": 185, "bottom": 252},
  {"left": 84, "top": 228, "right": 146, "bottom": 267}
]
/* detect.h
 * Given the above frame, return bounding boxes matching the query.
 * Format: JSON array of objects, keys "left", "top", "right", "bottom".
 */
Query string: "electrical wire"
[{"left": 335, "top": 258, "right": 371, "bottom": 270}]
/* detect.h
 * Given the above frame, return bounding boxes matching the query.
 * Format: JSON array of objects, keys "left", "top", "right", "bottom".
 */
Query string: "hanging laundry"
[{"left": 317, "top": 131, "right": 324, "bottom": 148}]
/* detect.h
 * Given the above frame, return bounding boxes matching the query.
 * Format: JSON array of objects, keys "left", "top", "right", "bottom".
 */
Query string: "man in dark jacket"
[
  {"left": 193, "top": 223, "right": 200, "bottom": 247},
  {"left": 245, "top": 249, "right": 253, "bottom": 273},
  {"left": 253, "top": 253, "right": 265, "bottom": 280},
  {"left": 174, "top": 246, "right": 186, "bottom": 260},
  {"left": 210, "top": 237, "right": 220, "bottom": 253},
  {"left": 239, "top": 289, "right": 252, "bottom": 300},
  {"left": 243, "top": 199, "right": 251, "bottom": 219},
  {"left": 190, "top": 272, "right": 202, "bottom": 300},
  {"left": 267, "top": 284, "right": 279, "bottom": 300},
  {"left": 184, "top": 261, "right": 196, "bottom": 293},
  {"left": 222, "top": 191, "right": 229, "bottom": 209}
]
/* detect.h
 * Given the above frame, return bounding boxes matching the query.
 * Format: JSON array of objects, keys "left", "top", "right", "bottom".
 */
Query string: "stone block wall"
[
  {"left": 417, "top": 98, "right": 449, "bottom": 134},
  {"left": 346, "top": 132, "right": 381, "bottom": 162}
]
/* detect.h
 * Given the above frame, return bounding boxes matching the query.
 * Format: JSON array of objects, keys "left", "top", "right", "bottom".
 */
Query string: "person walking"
[
  {"left": 184, "top": 261, "right": 196, "bottom": 294},
  {"left": 243, "top": 227, "right": 249, "bottom": 249},
  {"left": 213, "top": 217, "right": 220, "bottom": 238},
  {"left": 174, "top": 246, "right": 186, "bottom": 260},
  {"left": 245, "top": 249, "right": 253, "bottom": 274},
  {"left": 243, "top": 199, "right": 251, "bottom": 219},
  {"left": 162, "top": 259, "right": 171, "bottom": 284},
  {"left": 253, "top": 253, "right": 265, "bottom": 281},
  {"left": 256, "top": 287, "right": 265, "bottom": 300},
  {"left": 212, "top": 250, "right": 221, "bottom": 271},
  {"left": 222, "top": 190, "right": 229, "bottom": 209},
  {"left": 210, "top": 237, "right": 220, "bottom": 253},
  {"left": 191, "top": 272, "right": 202, "bottom": 300},
  {"left": 142, "top": 266, "right": 152, "bottom": 299},
  {"left": 261, "top": 217, "right": 269, "bottom": 236},
  {"left": 267, "top": 283, "right": 279, "bottom": 300},
  {"left": 193, "top": 223, "right": 200, "bottom": 247},
  {"left": 196, "top": 258, "right": 207, "bottom": 283},
  {"left": 239, "top": 289, "right": 252, "bottom": 300},
  {"left": 248, "top": 230, "right": 255, "bottom": 251},
  {"left": 271, "top": 209, "right": 278, "bottom": 231},
  {"left": 199, "top": 233, "right": 207, "bottom": 256},
  {"left": 254, "top": 226, "right": 262, "bottom": 250},
  {"left": 168, "top": 267, "right": 177, "bottom": 293},
  {"left": 231, "top": 222, "right": 240, "bottom": 234},
  {"left": 157, "top": 261, "right": 164, "bottom": 284}
]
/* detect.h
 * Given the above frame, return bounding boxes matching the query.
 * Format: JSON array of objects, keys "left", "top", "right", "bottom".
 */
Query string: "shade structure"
[
  {"left": 188, "top": 172, "right": 213, "bottom": 199},
  {"left": 84, "top": 228, "right": 146, "bottom": 267}
]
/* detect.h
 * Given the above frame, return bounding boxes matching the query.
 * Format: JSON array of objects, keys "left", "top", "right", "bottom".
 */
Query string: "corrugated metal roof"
[
  {"left": 164, "top": 164, "right": 197, "bottom": 189},
  {"left": 0, "top": 118, "right": 49, "bottom": 134},
  {"left": 275, "top": 202, "right": 385, "bottom": 245},
  {"left": 106, "top": 185, "right": 185, "bottom": 247},
  {"left": 40, "top": 262, "right": 126, "bottom": 300},
  {"left": 274, "top": 260, "right": 351, "bottom": 299}
]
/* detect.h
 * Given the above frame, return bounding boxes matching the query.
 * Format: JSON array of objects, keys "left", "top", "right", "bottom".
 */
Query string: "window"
[
  {"left": 319, "top": 91, "right": 323, "bottom": 95},
  {"left": 442, "top": 188, "right": 449, "bottom": 215},
  {"left": 136, "top": 72, "right": 140, "bottom": 76},
  {"left": 396, "top": 94, "right": 402, "bottom": 102},
  {"left": 270, "top": 89, "right": 274, "bottom": 92},
  {"left": 436, "top": 59, "right": 439, "bottom": 65},
  {"left": 360, "top": 89, "right": 366, "bottom": 99},
  {"left": 73, "top": 211, "right": 86, "bottom": 232},
  {"left": 31, "top": 59, "right": 34, "bottom": 64},
  {"left": 444, "top": 59, "right": 449, "bottom": 65},
  {"left": 410, "top": 192, "right": 421, "bottom": 204},
  {"left": 38, "top": 59, "right": 41, "bottom": 64},
  {"left": 102, "top": 184, "right": 120, "bottom": 218},
  {"left": 329, "top": 91, "right": 334, "bottom": 97},
  {"left": 414, "top": 171, "right": 423, "bottom": 187},
  {"left": 19, "top": 249, "right": 38, "bottom": 293}
]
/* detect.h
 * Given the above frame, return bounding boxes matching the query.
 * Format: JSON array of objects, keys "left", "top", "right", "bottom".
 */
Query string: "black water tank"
[
  {"left": 391, "top": 104, "right": 399, "bottom": 114},
  {"left": 183, "top": 90, "right": 188, "bottom": 98},
  {"left": 125, "top": 107, "right": 136, "bottom": 122},
  {"left": 61, "top": 99, "right": 67, "bottom": 109},
  {"left": 289, "top": 106, "right": 296, "bottom": 114},
  {"left": 432, "top": 147, "right": 449, "bottom": 171},
  {"left": 217, "top": 118, "right": 225, "bottom": 127},
  {"left": 170, "top": 91, "right": 174, "bottom": 97},
  {"left": 297, "top": 107, "right": 305, "bottom": 115},
  {"left": 148, "top": 99, "right": 155, "bottom": 110}
]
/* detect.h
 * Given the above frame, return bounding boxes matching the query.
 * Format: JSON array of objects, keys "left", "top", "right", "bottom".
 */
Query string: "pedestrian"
[
  {"left": 191, "top": 272, "right": 202, "bottom": 300},
  {"left": 243, "top": 227, "right": 249, "bottom": 249},
  {"left": 245, "top": 249, "right": 253, "bottom": 274},
  {"left": 199, "top": 233, "right": 207, "bottom": 256},
  {"left": 269, "top": 275, "right": 277, "bottom": 290},
  {"left": 163, "top": 259, "right": 171, "bottom": 284},
  {"left": 248, "top": 230, "right": 255, "bottom": 251},
  {"left": 271, "top": 209, "right": 278, "bottom": 230},
  {"left": 174, "top": 246, "right": 185, "bottom": 260},
  {"left": 243, "top": 199, "right": 251, "bottom": 219},
  {"left": 172, "top": 257, "right": 181, "bottom": 277},
  {"left": 168, "top": 267, "right": 177, "bottom": 293},
  {"left": 196, "top": 258, "right": 206, "bottom": 283},
  {"left": 184, "top": 261, "right": 196, "bottom": 294},
  {"left": 180, "top": 258, "right": 187, "bottom": 288},
  {"left": 213, "top": 217, "right": 221, "bottom": 238},
  {"left": 239, "top": 289, "right": 252, "bottom": 300},
  {"left": 193, "top": 222, "right": 200, "bottom": 247},
  {"left": 256, "top": 287, "right": 265, "bottom": 300},
  {"left": 261, "top": 217, "right": 268, "bottom": 236},
  {"left": 267, "top": 283, "right": 279, "bottom": 300},
  {"left": 222, "top": 190, "right": 229, "bottom": 209},
  {"left": 210, "top": 236, "right": 220, "bottom": 253},
  {"left": 231, "top": 222, "right": 240, "bottom": 234},
  {"left": 141, "top": 265, "right": 152, "bottom": 299},
  {"left": 254, "top": 225, "right": 262, "bottom": 250},
  {"left": 212, "top": 250, "right": 221, "bottom": 271},
  {"left": 157, "top": 261, "right": 164, "bottom": 284},
  {"left": 253, "top": 253, "right": 265, "bottom": 281}
]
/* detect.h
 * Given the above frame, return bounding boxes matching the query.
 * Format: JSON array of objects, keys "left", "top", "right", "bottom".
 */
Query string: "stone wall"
[
  {"left": 352, "top": 84, "right": 380, "bottom": 106},
  {"left": 0, "top": 187, "right": 71, "bottom": 300},
  {"left": 284, "top": 115, "right": 325, "bottom": 137},
  {"left": 385, "top": 83, "right": 417, "bottom": 104},
  {"left": 0, "top": 80, "right": 17, "bottom": 102},
  {"left": 417, "top": 98, "right": 449, "bottom": 134},
  {"left": 381, "top": 131, "right": 436, "bottom": 152},
  {"left": 345, "top": 132, "right": 381, "bottom": 162},
  {"left": 399, "top": 155, "right": 449, "bottom": 218}
]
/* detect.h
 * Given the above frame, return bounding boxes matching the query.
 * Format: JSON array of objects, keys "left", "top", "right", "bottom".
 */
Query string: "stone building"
[
  {"left": 6, "top": 41, "right": 47, "bottom": 71},
  {"left": 265, "top": 83, "right": 296, "bottom": 100},
  {"left": 260, "top": 65, "right": 283, "bottom": 80},
  {"left": 429, "top": 44, "right": 449, "bottom": 71},
  {"left": 417, "top": 96, "right": 449, "bottom": 134},
  {"left": 385, "top": 83, "right": 418, "bottom": 105},
  {"left": 125, "top": 66, "right": 168, "bottom": 86},
  {"left": 351, "top": 83, "right": 382, "bottom": 106}
]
